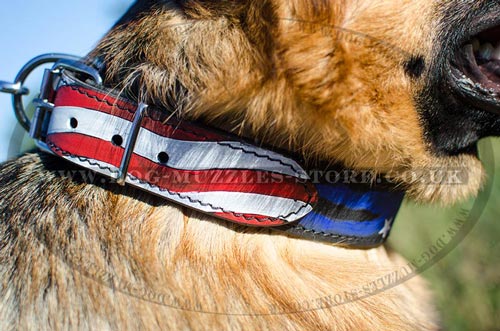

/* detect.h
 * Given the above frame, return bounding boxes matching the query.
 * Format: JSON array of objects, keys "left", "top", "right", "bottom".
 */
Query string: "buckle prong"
[
  {"left": 0, "top": 81, "right": 29, "bottom": 95},
  {"left": 117, "top": 103, "right": 148, "bottom": 186}
]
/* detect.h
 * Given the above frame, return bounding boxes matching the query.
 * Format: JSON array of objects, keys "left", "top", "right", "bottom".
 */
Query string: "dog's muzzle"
[
  {"left": 0, "top": 54, "right": 405, "bottom": 248},
  {"left": 449, "top": 24, "right": 500, "bottom": 114}
]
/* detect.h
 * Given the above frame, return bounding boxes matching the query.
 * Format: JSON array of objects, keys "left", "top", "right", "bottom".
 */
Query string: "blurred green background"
[{"left": 390, "top": 139, "right": 500, "bottom": 331}]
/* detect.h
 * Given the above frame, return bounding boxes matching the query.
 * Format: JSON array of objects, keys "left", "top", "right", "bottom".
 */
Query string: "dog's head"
[{"left": 91, "top": 0, "right": 500, "bottom": 204}]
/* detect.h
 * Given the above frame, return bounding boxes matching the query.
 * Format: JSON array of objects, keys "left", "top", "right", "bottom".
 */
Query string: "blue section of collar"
[
  {"left": 299, "top": 212, "right": 392, "bottom": 237},
  {"left": 314, "top": 184, "right": 404, "bottom": 218},
  {"left": 291, "top": 183, "right": 405, "bottom": 246}
]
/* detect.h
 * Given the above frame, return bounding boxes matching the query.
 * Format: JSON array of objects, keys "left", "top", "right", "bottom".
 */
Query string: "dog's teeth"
[
  {"left": 471, "top": 38, "right": 480, "bottom": 52},
  {"left": 493, "top": 44, "right": 500, "bottom": 60},
  {"left": 478, "top": 43, "right": 494, "bottom": 60}
]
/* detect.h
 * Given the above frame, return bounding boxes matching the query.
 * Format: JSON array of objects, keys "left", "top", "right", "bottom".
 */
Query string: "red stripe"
[
  {"left": 47, "top": 132, "right": 317, "bottom": 203},
  {"left": 54, "top": 86, "right": 226, "bottom": 142},
  {"left": 213, "top": 212, "right": 286, "bottom": 227},
  {"left": 54, "top": 85, "right": 136, "bottom": 120}
]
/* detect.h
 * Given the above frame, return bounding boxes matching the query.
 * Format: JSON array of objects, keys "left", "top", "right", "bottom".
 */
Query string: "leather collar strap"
[{"left": 34, "top": 69, "right": 404, "bottom": 248}]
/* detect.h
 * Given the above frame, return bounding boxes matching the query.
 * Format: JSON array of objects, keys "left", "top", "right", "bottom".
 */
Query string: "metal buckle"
[
  {"left": 29, "top": 57, "right": 103, "bottom": 155},
  {"left": 2, "top": 53, "right": 145, "bottom": 187},
  {"left": 117, "top": 103, "right": 148, "bottom": 186},
  {"left": 0, "top": 53, "right": 103, "bottom": 134},
  {"left": 1, "top": 54, "right": 81, "bottom": 131}
]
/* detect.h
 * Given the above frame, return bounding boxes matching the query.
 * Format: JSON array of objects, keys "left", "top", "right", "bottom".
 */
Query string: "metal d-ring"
[{"left": 7, "top": 53, "right": 82, "bottom": 132}]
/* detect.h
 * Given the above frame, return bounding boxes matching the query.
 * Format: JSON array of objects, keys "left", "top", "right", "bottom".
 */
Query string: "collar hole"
[
  {"left": 70, "top": 117, "right": 78, "bottom": 129},
  {"left": 112, "top": 134, "right": 123, "bottom": 146},
  {"left": 158, "top": 152, "right": 169, "bottom": 164}
]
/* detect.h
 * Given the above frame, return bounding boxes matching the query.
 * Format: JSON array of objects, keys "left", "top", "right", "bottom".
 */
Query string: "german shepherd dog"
[{"left": 1, "top": 1, "right": 499, "bottom": 330}]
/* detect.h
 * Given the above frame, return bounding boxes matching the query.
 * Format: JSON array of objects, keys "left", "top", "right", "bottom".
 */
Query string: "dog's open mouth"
[{"left": 450, "top": 25, "right": 500, "bottom": 114}]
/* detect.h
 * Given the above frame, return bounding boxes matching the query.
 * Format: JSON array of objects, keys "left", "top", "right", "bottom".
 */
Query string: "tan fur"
[
  {"left": 0, "top": 153, "right": 438, "bottom": 330},
  {"left": 92, "top": 0, "right": 484, "bottom": 204},
  {"left": 1, "top": 0, "right": 490, "bottom": 330}
]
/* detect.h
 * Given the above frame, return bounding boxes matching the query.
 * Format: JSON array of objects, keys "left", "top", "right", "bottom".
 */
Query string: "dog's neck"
[{"left": 27, "top": 58, "right": 405, "bottom": 248}]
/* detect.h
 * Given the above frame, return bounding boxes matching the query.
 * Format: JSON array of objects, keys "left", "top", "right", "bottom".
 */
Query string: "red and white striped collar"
[{"left": 9, "top": 55, "right": 405, "bottom": 247}]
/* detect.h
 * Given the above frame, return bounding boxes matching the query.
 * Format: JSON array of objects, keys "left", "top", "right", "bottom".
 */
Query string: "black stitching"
[
  {"left": 217, "top": 142, "right": 303, "bottom": 175},
  {"left": 59, "top": 78, "right": 384, "bottom": 242},
  {"left": 47, "top": 142, "right": 120, "bottom": 174},
  {"left": 292, "top": 225, "right": 383, "bottom": 245},
  {"left": 63, "top": 83, "right": 304, "bottom": 176},
  {"left": 66, "top": 84, "right": 137, "bottom": 113},
  {"left": 128, "top": 176, "right": 311, "bottom": 222},
  {"left": 46, "top": 140, "right": 311, "bottom": 223},
  {"left": 52, "top": 83, "right": 316, "bottom": 223}
]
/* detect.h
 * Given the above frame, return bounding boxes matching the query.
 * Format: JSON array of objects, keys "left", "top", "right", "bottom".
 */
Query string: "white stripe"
[
  {"left": 55, "top": 156, "right": 312, "bottom": 222},
  {"left": 48, "top": 106, "right": 308, "bottom": 179},
  {"left": 163, "top": 191, "right": 313, "bottom": 220}
]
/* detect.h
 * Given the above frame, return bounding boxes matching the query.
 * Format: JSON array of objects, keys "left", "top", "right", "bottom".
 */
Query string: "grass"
[{"left": 390, "top": 138, "right": 500, "bottom": 331}]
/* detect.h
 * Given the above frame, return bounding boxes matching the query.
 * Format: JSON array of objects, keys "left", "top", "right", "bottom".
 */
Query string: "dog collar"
[{"left": 4, "top": 55, "right": 404, "bottom": 247}]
